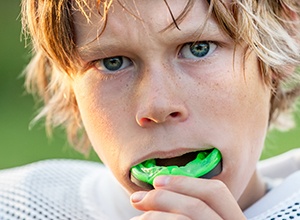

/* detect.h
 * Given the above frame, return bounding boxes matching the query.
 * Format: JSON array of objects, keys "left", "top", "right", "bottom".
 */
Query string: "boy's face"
[{"left": 72, "top": 0, "right": 271, "bottom": 200}]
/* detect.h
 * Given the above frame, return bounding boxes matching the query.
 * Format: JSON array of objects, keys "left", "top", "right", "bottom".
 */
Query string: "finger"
[
  {"left": 153, "top": 176, "right": 245, "bottom": 220},
  {"left": 130, "top": 190, "right": 222, "bottom": 220},
  {"left": 130, "top": 211, "right": 191, "bottom": 220}
]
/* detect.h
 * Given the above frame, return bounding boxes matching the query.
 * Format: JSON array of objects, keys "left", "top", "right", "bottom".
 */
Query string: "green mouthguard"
[{"left": 131, "top": 148, "right": 222, "bottom": 187}]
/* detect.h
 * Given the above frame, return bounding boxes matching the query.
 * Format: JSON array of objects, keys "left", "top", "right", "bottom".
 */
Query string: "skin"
[{"left": 72, "top": 0, "right": 271, "bottom": 218}]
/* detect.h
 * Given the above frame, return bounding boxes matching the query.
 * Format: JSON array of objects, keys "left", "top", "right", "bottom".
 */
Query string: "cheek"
[
  {"left": 72, "top": 73, "right": 139, "bottom": 182},
  {"left": 194, "top": 70, "right": 270, "bottom": 142},
  {"left": 213, "top": 61, "right": 271, "bottom": 198},
  {"left": 72, "top": 75, "right": 122, "bottom": 161},
  {"left": 76, "top": 96, "right": 116, "bottom": 161}
]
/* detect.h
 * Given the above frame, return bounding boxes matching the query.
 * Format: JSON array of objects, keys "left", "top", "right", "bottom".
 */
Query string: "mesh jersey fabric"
[
  {"left": 244, "top": 171, "right": 300, "bottom": 219},
  {"left": 0, "top": 158, "right": 300, "bottom": 220},
  {"left": 0, "top": 160, "right": 103, "bottom": 220}
]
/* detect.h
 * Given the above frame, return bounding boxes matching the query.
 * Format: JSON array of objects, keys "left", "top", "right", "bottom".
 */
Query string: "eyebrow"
[
  {"left": 77, "top": 42, "right": 115, "bottom": 61},
  {"left": 77, "top": 18, "right": 225, "bottom": 61}
]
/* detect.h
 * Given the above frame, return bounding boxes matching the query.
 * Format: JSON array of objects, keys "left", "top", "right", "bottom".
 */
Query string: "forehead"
[
  {"left": 73, "top": 0, "right": 224, "bottom": 48},
  {"left": 74, "top": 0, "right": 206, "bottom": 24}
]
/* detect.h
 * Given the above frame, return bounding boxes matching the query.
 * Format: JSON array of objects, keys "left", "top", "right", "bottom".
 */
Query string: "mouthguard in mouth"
[{"left": 130, "top": 148, "right": 222, "bottom": 189}]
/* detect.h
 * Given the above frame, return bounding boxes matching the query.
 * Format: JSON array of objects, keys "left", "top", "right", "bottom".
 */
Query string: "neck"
[{"left": 238, "top": 170, "right": 266, "bottom": 210}]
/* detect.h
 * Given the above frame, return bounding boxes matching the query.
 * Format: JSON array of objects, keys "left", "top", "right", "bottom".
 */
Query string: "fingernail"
[
  {"left": 131, "top": 191, "right": 147, "bottom": 203},
  {"left": 154, "top": 176, "right": 170, "bottom": 187}
]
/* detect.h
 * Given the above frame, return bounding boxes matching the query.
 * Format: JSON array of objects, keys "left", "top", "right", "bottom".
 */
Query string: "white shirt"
[{"left": 244, "top": 149, "right": 300, "bottom": 219}]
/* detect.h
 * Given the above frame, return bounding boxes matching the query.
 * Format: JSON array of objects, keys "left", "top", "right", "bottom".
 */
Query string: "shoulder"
[
  {"left": 244, "top": 170, "right": 300, "bottom": 219},
  {"left": 0, "top": 159, "right": 106, "bottom": 220},
  {"left": 0, "top": 159, "right": 104, "bottom": 193}
]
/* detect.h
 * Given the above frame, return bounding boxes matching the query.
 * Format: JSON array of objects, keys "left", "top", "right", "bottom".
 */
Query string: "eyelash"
[{"left": 91, "top": 41, "right": 218, "bottom": 76}]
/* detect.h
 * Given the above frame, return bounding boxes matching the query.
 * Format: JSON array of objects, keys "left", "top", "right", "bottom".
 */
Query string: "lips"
[{"left": 130, "top": 148, "right": 222, "bottom": 189}]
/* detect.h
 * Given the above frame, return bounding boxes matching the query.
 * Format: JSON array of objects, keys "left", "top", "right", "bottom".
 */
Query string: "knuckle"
[
  {"left": 209, "top": 179, "right": 228, "bottom": 193},
  {"left": 185, "top": 198, "right": 206, "bottom": 213}
]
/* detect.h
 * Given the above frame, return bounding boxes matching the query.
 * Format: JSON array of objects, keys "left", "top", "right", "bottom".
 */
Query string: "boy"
[{"left": 1, "top": 0, "right": 300, "bottom": 219}]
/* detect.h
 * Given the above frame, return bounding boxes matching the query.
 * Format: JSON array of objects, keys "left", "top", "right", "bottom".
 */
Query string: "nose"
[
  {"left": 136, "top": 103, "right": 188, "bottom": 127},
  {"left": 135, "top": 67, "right": 189, "bottom": 127}
]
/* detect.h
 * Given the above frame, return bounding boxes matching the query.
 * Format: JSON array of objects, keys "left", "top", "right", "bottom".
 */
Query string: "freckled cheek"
[
  {"left": 72, "top": 87, "right": 114, "bottom": 155},
  {"left": 200, "top": 73, "right": 270, "bottom": 150},
  {"left": 214, "top": 83, "right": 269, "bottom": 165},
  {"left": 207, "top": 86, "right": 269, "bottom": 198},
  {"left": 75, "top": 93, "right": 138, "bottom": 169}
]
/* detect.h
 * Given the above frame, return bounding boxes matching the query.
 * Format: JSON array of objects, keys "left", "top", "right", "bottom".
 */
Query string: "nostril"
[
  {"left": 170, "top": 112, "right": 179, "bottom": 118},
  {"left": 138, "top": 112, "right": 180, "bottom": 126},
  {"left": 136, "top": 108, "right": 188, "bottom": 127},
  {"left": 139, "top": 118, "right": 152, "bottom": 125}
]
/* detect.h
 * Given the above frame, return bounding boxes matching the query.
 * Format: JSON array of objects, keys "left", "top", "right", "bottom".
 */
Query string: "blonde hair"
[{"left": 21, "top": 0, "right": 300, "bottom": 154}]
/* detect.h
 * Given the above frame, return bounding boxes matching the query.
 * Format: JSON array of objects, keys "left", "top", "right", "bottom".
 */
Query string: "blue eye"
[
  {"left": 96, "top": 56, "right": 132, "bottom": 72},
  {"left": 179, "top": 41, "right": 217, "bottom": 59}
]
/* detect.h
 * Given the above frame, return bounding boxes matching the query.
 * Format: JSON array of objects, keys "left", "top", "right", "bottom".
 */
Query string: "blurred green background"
[
  {"left": 0, "top": 1, "right": 299, "bottom": 170},
  {"left": 0, "top": 0, "right": 100, "bottom": 169}
]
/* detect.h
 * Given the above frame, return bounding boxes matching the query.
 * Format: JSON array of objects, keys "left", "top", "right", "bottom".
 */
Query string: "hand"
[{"left": 130, "top": 176, "right": 246, "bottom": 220}]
